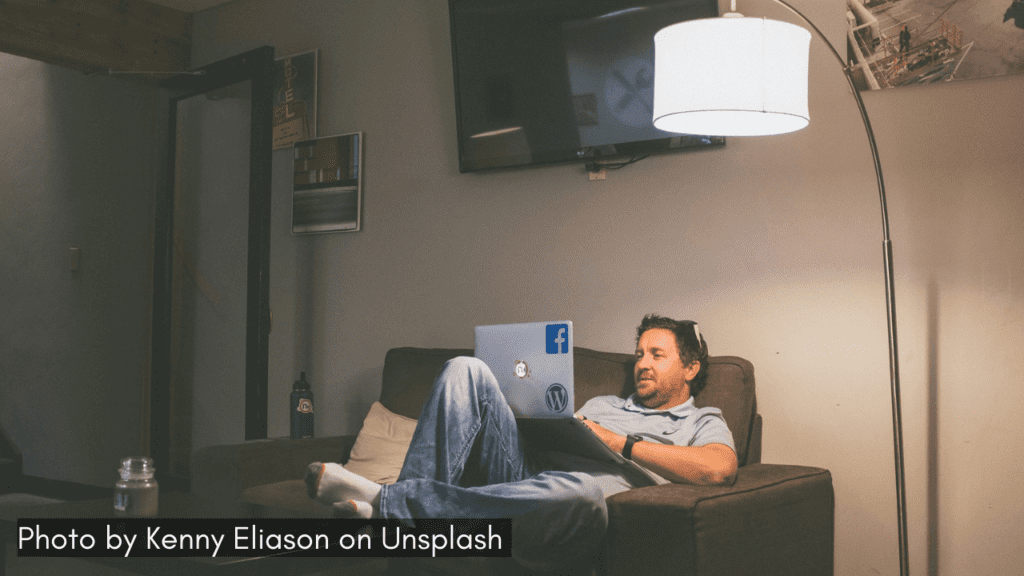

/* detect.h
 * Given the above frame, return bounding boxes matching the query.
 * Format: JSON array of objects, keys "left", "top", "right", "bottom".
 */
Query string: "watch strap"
[{"left": 622, "top": 434, "right": 642, "bottom": 460}]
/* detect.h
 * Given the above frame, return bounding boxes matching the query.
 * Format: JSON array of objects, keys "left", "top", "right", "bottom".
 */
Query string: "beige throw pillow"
[{"left": 344, "top": 401, "right": 418, "bottom": 484}]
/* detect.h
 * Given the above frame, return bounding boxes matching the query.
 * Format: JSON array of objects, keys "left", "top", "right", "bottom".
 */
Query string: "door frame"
[{"left": 150, "top": 46, "right": 274, "bottom": 490}]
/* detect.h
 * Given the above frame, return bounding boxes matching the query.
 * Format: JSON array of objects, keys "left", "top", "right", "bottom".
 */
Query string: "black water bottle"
[{"left": 290, "top": 372, "right": 314, "bottom": 439}]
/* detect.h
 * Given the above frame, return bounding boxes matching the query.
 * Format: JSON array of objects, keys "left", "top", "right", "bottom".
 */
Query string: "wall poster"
[
  {"left": 846, "top": 0, "right": 1024, "bottom": 90},
  {"left": 292, "top": 132, "right": 363, "bottom": 234},
  {"left": 273, "top": 50, "right": 318, "bottom": 150}
]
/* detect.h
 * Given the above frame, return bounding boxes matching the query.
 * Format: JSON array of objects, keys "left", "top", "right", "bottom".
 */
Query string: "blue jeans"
[{"left": 378, "top": 356, "right": 608, "bottom": 569}]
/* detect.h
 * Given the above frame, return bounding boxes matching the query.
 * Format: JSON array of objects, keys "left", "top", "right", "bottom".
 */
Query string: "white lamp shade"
[{"left": 653, "top": 16, "right": 811, "bottom": 136}]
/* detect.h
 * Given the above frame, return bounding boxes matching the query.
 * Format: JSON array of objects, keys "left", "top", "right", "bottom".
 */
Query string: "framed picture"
[
  {"left": 847, "top": 1, "right": 1024, "bottom": 90},
  {"left": 273, "top": 50, "right": 318, "bottom": 150},
  {"left": 292, "top": 132, "right": 363, "bottom": 234}
]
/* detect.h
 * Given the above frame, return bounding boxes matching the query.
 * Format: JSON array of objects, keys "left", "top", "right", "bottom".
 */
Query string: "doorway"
[{"left": 150, "top": 47, "right": 274, "bottom": 491}]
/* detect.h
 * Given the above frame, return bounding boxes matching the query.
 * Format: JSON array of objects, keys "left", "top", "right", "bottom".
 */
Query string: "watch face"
[{"left": 603, "top": 56, "right": 655, "bottom": 128}]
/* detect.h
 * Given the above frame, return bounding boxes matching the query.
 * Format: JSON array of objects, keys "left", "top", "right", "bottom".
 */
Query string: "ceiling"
[
  {"left": 1, "top": 0, "right": 239, "bottom": 75},
  {"left": 1, "top": 0, "right": 206, "bottom": 75},
  {"left": 145, "top": 0, "right": 235, "bottom": 13}
]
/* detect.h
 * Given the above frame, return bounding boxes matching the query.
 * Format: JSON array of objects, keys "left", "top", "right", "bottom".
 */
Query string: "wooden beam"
[{"left": 0, "top": 0, "right": 191, "bottom": 74}]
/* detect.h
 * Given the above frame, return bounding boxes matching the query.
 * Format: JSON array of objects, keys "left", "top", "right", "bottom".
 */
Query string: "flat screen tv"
[{"left": 448, "top": 0, "right": 724, "bottom": 173}]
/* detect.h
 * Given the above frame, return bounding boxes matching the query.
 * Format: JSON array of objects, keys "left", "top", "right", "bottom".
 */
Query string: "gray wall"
[
  {"left": 0, "top": 54, "right": 158, "bottom": 486},
  {"left": 1, "top": 0, "right": 1022, "bottom": 574},
  {"left": 193, "top": 1, "right": 1024, "bottom": 575}
]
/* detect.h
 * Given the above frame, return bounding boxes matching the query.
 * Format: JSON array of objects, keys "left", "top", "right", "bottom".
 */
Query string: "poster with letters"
[{"left": 273, "top": 50, "right": 318, "bottom": 149}]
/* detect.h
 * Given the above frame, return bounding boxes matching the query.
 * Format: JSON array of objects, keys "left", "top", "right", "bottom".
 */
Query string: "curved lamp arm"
[{"left": 769, "top": 2, "right": 909, "bottom": 575}]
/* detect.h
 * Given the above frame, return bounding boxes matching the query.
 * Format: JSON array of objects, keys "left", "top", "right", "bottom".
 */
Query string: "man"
[{"left": 305, "top": 314, "right": 737, "bottom": 569}]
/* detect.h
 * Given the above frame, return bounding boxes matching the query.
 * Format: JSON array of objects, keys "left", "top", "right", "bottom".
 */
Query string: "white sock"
[
  {"left": 304, "top": 462, "right": 381, "bottom": 518},
  {"left": 331, "top": 499, "right": 376, "bottom": 519}
]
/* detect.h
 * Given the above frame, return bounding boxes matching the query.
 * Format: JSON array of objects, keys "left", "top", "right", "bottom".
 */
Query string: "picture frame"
[
  {"left": 273, "top": 50, "right": 318, "bottom": 150},
  {"left": 292, "top": 132, "right": 363, "bottom": 234},
  {"left": 847, "top": 1, "right": 1024, "bottom": 90}
]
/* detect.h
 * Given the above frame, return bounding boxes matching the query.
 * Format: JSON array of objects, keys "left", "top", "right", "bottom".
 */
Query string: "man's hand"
[
  {"left": 577, "top": 415, "right": 737, "bottom": 486},
  {"left": 579, "top": 417, "right": 626, "bottom": 453}
]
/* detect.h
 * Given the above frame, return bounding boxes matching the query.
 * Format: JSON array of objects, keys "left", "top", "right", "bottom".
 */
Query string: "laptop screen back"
[{"left": 474, "top": 321, "right": 574, "bottom": 418}]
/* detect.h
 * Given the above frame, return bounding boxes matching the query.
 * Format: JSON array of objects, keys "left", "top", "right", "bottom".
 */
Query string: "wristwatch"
[{"left": 622, "top": 434, "right": 643, "bottom": 460}]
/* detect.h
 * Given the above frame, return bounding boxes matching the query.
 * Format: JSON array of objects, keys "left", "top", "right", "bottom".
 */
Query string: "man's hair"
[{"left": 635, "top": 314, "right": 710, "bottom": 396}]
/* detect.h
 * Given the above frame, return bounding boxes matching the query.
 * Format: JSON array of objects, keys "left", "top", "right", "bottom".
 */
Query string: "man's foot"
[
  {"left": 304, "top": 462, "right": 381, "bottom": 518},
  {"left": 331, "top": 499, "right": 376, "bottom": 519}
]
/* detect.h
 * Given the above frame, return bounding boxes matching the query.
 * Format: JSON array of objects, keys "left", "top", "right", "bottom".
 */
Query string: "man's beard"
[{"left": 635, "top": 373, "right": 663, "bottom": 407}]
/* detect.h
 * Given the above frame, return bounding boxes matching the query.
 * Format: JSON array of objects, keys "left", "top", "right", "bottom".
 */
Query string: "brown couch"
[{"left": 192, "top": 346, "right": 834, "bottom": 576}]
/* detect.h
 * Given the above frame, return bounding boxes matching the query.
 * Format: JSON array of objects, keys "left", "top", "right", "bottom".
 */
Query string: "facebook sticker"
[{"left": 546, "top": 324, "right": 569, "bottom": 354}]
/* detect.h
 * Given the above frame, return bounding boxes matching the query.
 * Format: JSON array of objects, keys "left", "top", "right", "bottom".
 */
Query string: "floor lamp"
[{"left": 651, "top": 2, "right": 908, "bottom": 575}]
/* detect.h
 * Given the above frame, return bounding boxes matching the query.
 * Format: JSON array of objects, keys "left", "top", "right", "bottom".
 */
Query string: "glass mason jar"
[{"left": 113, "top": 456, "right": 159, "bottom": 517}]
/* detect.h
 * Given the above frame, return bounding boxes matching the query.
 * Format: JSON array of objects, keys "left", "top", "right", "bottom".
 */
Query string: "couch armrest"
[
  {"left": 604, "top": 463, "right": 833, "bottom": 576},
  {"left": 191, "top": 435, "right": 357, "bottom": 502}
]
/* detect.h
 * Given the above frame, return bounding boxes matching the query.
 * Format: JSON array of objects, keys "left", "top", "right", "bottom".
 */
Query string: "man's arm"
[
  {"left": 629, "top": 441, "right": 737, "bottom": 485},
  {"left": 581, "top": 419, "right": 738, "bottom": 485}
]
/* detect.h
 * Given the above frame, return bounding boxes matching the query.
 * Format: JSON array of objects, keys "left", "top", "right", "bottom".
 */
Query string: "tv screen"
[{"left": 448, "top": 0, "right": 724, "bottom": 173}]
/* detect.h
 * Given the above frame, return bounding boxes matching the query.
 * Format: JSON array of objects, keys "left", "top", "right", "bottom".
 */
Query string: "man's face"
[{"left": 634, "top": 328, "right": 698, "bottom": 409}]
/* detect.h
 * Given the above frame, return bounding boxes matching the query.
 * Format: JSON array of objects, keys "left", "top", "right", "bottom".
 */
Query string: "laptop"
[{"left": 474, "top": 321, "right": 668, "bottom": 486}]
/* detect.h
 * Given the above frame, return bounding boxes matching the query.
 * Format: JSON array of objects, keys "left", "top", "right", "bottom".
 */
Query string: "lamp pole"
[{"left": 768, "top": 2, "right": 909, "bottom": 575}]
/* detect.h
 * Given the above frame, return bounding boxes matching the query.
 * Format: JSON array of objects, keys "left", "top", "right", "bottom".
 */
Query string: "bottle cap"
[{"left": 293, "top": 371, "right": 310, "bottom": 391}]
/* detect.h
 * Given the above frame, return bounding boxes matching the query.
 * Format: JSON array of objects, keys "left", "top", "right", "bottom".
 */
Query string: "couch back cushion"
[
  {"left": 379, "top": 347, "right": 757, "bottom": 466},
  {"left": 380, "top": 347, "right": 476, "bottom": 420}
]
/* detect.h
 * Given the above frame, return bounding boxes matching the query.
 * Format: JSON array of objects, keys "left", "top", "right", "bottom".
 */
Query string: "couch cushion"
[
  {"left": 380, "top": 347, "right": 474, "bottom": 419},
  {"left": 240, "top": 479, "right": 321, "bottom": 514},
  {"left": 572, "top": 347, "right": 636, "bottom": 407},
  {"left": 603, "top": 463, "right": 832, "bottom": 576},
  {"left": 345, "top": 401, "right": 418, "bottom": 484},
  {"left": 695, "top": 356, "right": 756, "bottom": 467},
  {"left": 379, "top": 347, "right": 757, "bottom": 466}
]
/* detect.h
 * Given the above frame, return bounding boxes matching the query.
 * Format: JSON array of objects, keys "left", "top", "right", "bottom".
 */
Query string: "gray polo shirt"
[
  {"left": 578, "top": 395, "right": 735, "bottom": 451},
  {"left": 535, "top": 394, "right": 735, "bottom": 497}
]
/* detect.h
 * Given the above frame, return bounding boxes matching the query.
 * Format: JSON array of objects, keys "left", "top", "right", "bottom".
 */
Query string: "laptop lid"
[{"left": 474, "top": 321, "right": 574, "bottom": 418}]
